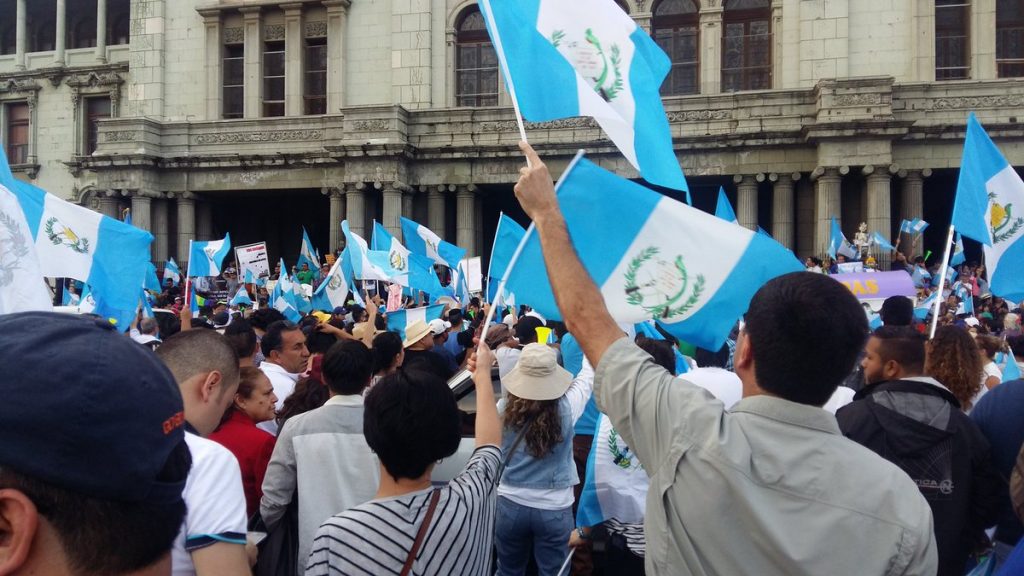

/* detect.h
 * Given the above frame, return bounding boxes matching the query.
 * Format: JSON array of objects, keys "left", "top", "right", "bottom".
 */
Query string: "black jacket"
[{"left": 836, "top": 378, "right": 1005, "bottom": 576}]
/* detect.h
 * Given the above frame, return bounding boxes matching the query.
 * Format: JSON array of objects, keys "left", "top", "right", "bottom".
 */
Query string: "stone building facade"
[{"left": 2, "top": 0, "right": 1023, "bottom": 268}]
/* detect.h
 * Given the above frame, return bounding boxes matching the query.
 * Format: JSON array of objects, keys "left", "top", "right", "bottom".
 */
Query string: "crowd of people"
[{"left": 3, "top": 143, "right": 1024, "bottom": 576}]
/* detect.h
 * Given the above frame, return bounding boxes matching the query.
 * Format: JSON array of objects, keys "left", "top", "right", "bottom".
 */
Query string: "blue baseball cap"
[{"left": 0, "top": 312, "right": 189, "bottom": 504}]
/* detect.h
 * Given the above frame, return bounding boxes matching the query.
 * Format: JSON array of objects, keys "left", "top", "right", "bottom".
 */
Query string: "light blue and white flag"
[
  {"left": 311, "top": 256, "right": 352, "bottom": 312},
  {"left": 1, "top": 146, "right": 152, "bottom": 319},
  {"left": 488, "top": 213, "right": 527, "bottom": 302},
  {"left": 77, "top": 284, "right": 96, "bottom": 314},
  {"left": 0, "top": 161, "right": 50, "bottom": 313},
  {"left": 297, "top": 227, "right": 319, "bottom": 271},
  {"left": 871, "top": 231, "right": 896, "bottom": 252},
  {"left": 400, "top": 217, "right": 466, "bottom": 269},
  {"left": 505, "top": 156, "right": 802, "bottom": 350},
  {"left": 144, "top": 262, "right": 162, "bottom": 293},
  {"left": 952, "top": 113, "right": 1024, "bottom": 301},
  {"left": 931, "top": 265, "right": 958, "bottom": 288},
  {"left": 997, "top": 350, "right": 1022, "bottom": 382},
  {"left": 270, "top": 265, "right": 301, "bottom": 322},
  {"left": 714, "top": 186, "right": 738, "bottom": 224},
  {"left": 372, "top": 221, "right": 412, "bottom": 283},
  {"left": 140, "top": 288, "right": 154, "bottom": 319},
  {"left": 829, "top": 218, "right": 858, "bottom": 260},
  {"left": 577, "top": 413, "right": 648, "bottom": 529},
  {"left": 900, "top": 218, "right": 929, "bottom": 235},
  {"left": 163, "top": 258, "right": 181, "bottom": 287},
  {"left": 479, "top": 0, "right": 688, "bottom": 196},
  {"left": 230, "top": 285, "right": 253, "bottom": 308},
  {"left": 343, "top": 221, "right": 400, "bottom": 281},
  {"left": 289, "top": 273, "right": 312, "bottom": 314},
  {"left": 189, "top": 234, "right": 232, "bottom": 277},
  {"left": 954, "top": 281, "right": 974, "bottom": 316},
  {"left": 914, "top": 290, "right": 939, "bottom": 321},
  {"left": 385, "top": 304, "right": 445, "bottom": 341},
  {"left": 950, "top": 232, "right": 966, "bottom": 267},
  {"left": 911, "top": 265, "right": 932, "bottom": 288}
]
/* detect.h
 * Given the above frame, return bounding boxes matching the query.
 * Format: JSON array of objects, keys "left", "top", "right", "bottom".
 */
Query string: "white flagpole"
[
  {"left": 479, "top": 0, "right": 529, "bottom": 146},
  {"left": 184, "top": 239, "right": 194, "bottom": 309},
  {"left": 929, "top": 224, "right": 956, "bottom": 339},
  {"left": 478, "top": 151, "right": 586, "bottom": 346},
  {"left": 556, "top": 549, "right": 576, "bottom": 576}
]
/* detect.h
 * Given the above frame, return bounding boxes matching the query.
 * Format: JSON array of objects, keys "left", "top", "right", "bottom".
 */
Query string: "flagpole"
[
  {"left": 929, "top": 224, "right": 956, "bottom": 339},
  {"left": 478, "top": 150, "right": 586, "bottom": 346},
  {"left": 479, "top": 0, "right": 529, "bottom": 146},
  {"left": 184, "top": 239, "right": 194, "bottom": 309}
]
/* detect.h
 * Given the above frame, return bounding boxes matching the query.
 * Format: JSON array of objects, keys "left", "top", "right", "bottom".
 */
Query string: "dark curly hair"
[
  {"left": 504, "top": 394, "right": 562, "bottom": 458},
  {"left": 925, "top": 325, "right": 984, "bottom": 410},
  {"left": 276, "top": 355, "right": 328, "bottom": 427}
]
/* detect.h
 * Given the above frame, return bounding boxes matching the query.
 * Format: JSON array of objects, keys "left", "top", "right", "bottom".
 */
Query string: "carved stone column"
[
  {"left": 196, "top": 201, "right": 213, "bottom": 241},
  {"left": 98, "top": 190, "right": 119, "bottom": 218},
  {"left": 772, "top": 172, "right": 798, "bottom": 250},
  {"left": 173, "top": 192, "right": 195, "bottom": 263},
  {"left": 129, "top": 191, "right": 153, "bottom": 233},
  {"left": 699, "top": 5, "right": 724, "bottom": 95},
  {"left": 324, "top": 0, "right": 350, "bottom": 112},
  {"left": 151, "top": 196, "right": 170, "bottom": 262},
  {"left": 96, "top": 0, "right": 107, "bottom": 62},
  {"left": 345, "top": 183, "right": 366, "bottom": 239},
  {"left": 864, "top": 165, "right": 893, "bottom": 266},
  {"left": 402, "top": 188, "right": 414, "bottom": 221},
  {"left": 900, "top": 169, "right": 929, "bottom": 258},
  {"left": 428, "top": 185, "right": 449, "bottom": 240},
  {"left": 54, "top": 0, "right": 67, "bottom": 66},
  {"left": 735, "top": 174, "right": 759, "bottom": 231},
  {"left": 15, "top": 0, "right": 26, "bottom": 70},
  {"left": 813, "top": 167, "right": 843, "bottom": 257},
  {"left": 382, "top": 183, "right": 404, "bottom": 238},
  {"left": 199, "top": 10, "right": 221, "bottom": 120},
  {"left": 456, "top": 185, "right": 477, "bottom": 257},
  {"left": 283, "top": 3, "right": 303, "bottom": 116},
  {"left": 241, "top": 7, "right": 262, "bottom": 119},
  {"left": 323, "top": 187, "right": 345, "bottom": 252}
]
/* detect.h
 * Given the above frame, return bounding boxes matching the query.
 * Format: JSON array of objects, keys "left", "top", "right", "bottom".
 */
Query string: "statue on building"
[{"left": 853, "top": 222, "right": 870, "bottom": 259}]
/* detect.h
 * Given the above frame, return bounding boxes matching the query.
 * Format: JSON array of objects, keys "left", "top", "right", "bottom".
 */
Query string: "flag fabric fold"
[
  {"left": 714, "top": 187, "right": 738, "bottom": 224},
  {"left": 479, "top": 0, "right": 688, "bottom": 196},
  {"left": 385, "top": 304, "right": 445, "bottom": 341},
  {"left": 144, "top": 262, "right": 163, "bottom": 293},
  {"left": 230, "top": 285, "right": 253, "bottom": 308},
  {"left": 311, "top": 254, "right": 353, "bottom": 312},
  {"left": 163, "top": 258, "right": 181, "bottom": 287},
  {"left": 505, "top": 156, "right": 802, "bottom": 350},
  {"left": 487, "top": 213, "right": 527, "bottom": 302},
  {"left": 297, "top": 227, "right": 320, "bottom": 271},
  {"left": 0, "top": 164, "right": 51, "bottom": 313},
  {"left": 343, "top": 221, "right": 400, "bottom": 281},
  {"left": 400, "top": 217, "right": 466, "bottom": 269},
  {"left": 870, "top": 231, "right": 896, "bottom": 252},
  {"left": 189, "top": 234, "right": 232, "bottom": 277},
  {"left": 952, "top": 113, "right": 1024, "bottom": 301},
  {"left": 829, "top": 218, "right": 858, "bottom": 260},
  {"left": 577, "top": 413, "right": 648, "bottom": 529}
]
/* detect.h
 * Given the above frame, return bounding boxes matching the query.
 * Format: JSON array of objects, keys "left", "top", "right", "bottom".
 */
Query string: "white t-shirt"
[
  {"left": 171, "top": 432, "right": 248, "bottom": 576},
  {"left": 681, "top": 367, "right": 743, "bottom": 410},
  {"left": 970, "top": 361, "right": 1002, "bottom": 411}
]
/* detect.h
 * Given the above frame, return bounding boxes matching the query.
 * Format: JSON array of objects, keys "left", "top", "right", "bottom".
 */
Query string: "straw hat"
[
  {"left": 402, "top": 320, "right": 433, "bottom": 348},
  {"left": 503, "top": 343, "right": 572, "bottom": 401}
]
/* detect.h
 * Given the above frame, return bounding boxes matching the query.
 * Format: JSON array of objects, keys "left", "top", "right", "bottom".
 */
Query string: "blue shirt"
[
  {"left": 563, "top": 333, "right": 599, "bottom": 435},
  {"left": 970, "top": 379, "right": 1024, "bottom": 544}
]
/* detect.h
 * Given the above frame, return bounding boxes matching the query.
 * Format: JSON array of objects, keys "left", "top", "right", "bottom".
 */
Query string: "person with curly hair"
[
  {"left": 495, "top": 342, "right": 595, "bottom": 576},
  {"left": 276, "top": 354, "right": 329, "bottom": 428},
  {"left": 926, "top": 325, "right": 985, "bottom": 412}
]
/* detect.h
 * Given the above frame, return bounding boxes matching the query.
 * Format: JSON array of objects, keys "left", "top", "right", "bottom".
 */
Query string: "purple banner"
[{"left": 831, "top": 271, "right": 916, "bottom": 300}]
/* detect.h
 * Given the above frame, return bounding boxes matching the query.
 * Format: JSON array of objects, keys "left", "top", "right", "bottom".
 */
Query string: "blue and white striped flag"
[
  {"left": 144, "top": 262, "right": 163, "bottom": 293},
  {"left": 373, "top": 222, "right": 443, "bottom": 295},
  {"left": 189, "top": 234, "right": 231, "bottom": 277},
  {"left": 871, "top": 231, "right": 896, "bottom": 252},
  {"left": 997, "top": 350, "right": 1022, "bottom": 382},
  {"left": 1, "top": 146, "right": 152, "bottom": 321},
  {"left": 505, "top": 156, "right": 802, "bottom": 350},
  {"left": 140, "top": 288, "right": 154, "bottom": 319},
  {"left": 829, "top": 218, "right": 858, "bottom": 260},
  {"left": 0, "top": 160, "right": 50, "bottom": 313},
  {"left": 911, "top": 265, "right": 932, "bottom": 288},
  {"left": 950, "top": 232, "right": 966, "bottom": 267},
  {"left": 400, "top": 216, "right": 466, "bottom": 269},
  {"left": 577, "top": 413, "right": 648, "bottom": 529},
  {"left": 163, "top": 258, "right": 181, "bottom": 287},
  {"left": 270, "top": 266, "right": 301, "bottom": 322},
  {"left": 952, "top": 113, "right": 1024, "bottom": 301},
  {"left": 931, "top": 265, "right": 958, "bottom": 288},
  {"left": 343, "top": 221, "right": 400, "bottom": 281},
  {"left": 487, "top": 213, "right": 527, "bottom": 302},
  {"left": 479, "top": 0, "right": 689, "bottom": 197},
  {"left": 714, "top": 186, "right": 738, "bottom": 224},
  {"left": 311, "top": 255, "right": 352, "bottom": 312},
  {"left": 230, "top": 285, "right": 253, "bottom": 308},
  {"left": 385, "top": 304, "right": 445, "bottom": 341},
  {"left": 913, "top": 290, "right": 939, "bottom": 321},
  {"left": 901, "top": 218, "right": 929, "bottom": 235},
  {"left": 297, "top": 227, "right": 319, "bottom": 271}
]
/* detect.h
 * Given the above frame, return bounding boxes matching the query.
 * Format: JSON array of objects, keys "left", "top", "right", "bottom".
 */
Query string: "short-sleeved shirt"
[
  {"left": 594, "top": 337, "right": 938, "bottom": 576},
  {"left": 171, "top": 432, "right": 248, "bottom": 576},
  {"left": 305, "top": 445, "right": 501, "bottom": 575}
]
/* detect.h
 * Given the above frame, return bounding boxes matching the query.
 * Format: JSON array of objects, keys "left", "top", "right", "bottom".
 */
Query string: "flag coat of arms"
[
  {"left": 400, "top": 217, "right": 466, "bottom": 269},
  {"left": 952, "top": 113, "right": 1024, "bottom": 301},
  {"left": 189, "top": 234, "right": 232, "bottom": 277},
  {"left": 311, "top": 254, "right": 352, "bottom": 312},
  {"left": 505, "top": 156, "right": 802, "bottom": 350},
  {"left": 385, "top": 304, "right": 445, "bottom": 341},
  {"left": 0, "top": 171, "right": 50, "bottom": 314},
  {"left": 480, "top": 0, "right": 688, "bottom": 196},
  {"left": 343, "top": 221, "right": 402, "bottom": 281},
  {"left": 714, "top": 187, "right": 738, "bottom": 224}
]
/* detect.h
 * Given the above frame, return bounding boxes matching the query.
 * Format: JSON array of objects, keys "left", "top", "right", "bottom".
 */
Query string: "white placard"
[
  {"left": 464, "top": 257, "right": 483, "bottom": 293},
  {"left": 234, "top": 242, "right": 270, "bottom": 282}
]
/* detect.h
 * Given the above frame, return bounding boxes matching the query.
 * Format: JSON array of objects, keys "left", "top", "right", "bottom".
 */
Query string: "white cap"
[{"left": 428, "top": 318, "right": 452, "bottom": 335}]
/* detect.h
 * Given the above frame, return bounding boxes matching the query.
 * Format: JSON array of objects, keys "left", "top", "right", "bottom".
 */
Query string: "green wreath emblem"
[
  {"left": 990, "top": 193, "right": 1024, "bottom": 244},
  {"left": 623, "top": 247, "right": 706, "bottom": 320},
  {"left": 390, "top": 250, "right": 406, "bottom": 271},
  {"left": 608, "top": 428, "right": 640, "bottom": 470},
  {"left": 44, "top": 217, "right": 90, "bottom": 254},
  {"left": 0, "top": 209, "right": 30, "bottom": 287},
  {"left": 584, "top": 29, "right": 623, "bottom": 102}
]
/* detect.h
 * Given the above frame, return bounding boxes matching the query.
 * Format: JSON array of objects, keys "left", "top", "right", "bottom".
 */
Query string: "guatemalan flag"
[
  {"left": 189, "top": 234, "right": 231, "bottom": 277},
  {"left": 385, "top": 304, "right": 445, "bottom": 341},
  {"left": 479, "top": 0, "right": 688, "bottom": 197},
  {"left": 311, "top": 254, "right": 353, "bottom": 312},
  {"left": 871, "top": 231, "right": 896, "bottom": 252},
  {"left": 0, "top": 146, "right": 152, "bottom": 322},
  {"left": 505, "top": 155, "right": 802, "bottom": 350},
  {"left": 714, "top": 186, "right": 738, "bottom": 224},
  {"left": 400, "top": 217, "right": 466, "bottom": 269},
  {"left": 343, "top": 221, "right": 402, "bottom": 281},
  {"left": 230, "top": 285, "right": 253, "bottom": 308},
  {"left": 829, "top": 218, "right": 858, "bottom": 260},
  {"left": 0, "top": 154, "right": 50, "bottom": 313},
  {"left": 297, "top": 227, "right": 319, "bottom": 271},
  {"left": 950, "top": 232, "right": 966, "bottom": 267},
  {"left": 487, "top": 213, "right": 527, "bottom": 302},
  {"left": 164, "top": 258, "right": 181, "bottom": 287},
  {"left": 952, "top": 113, "right": 1024, "bottom": 301}
]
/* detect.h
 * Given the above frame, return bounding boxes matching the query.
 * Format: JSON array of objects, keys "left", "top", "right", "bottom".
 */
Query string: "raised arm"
[
  {"left": 513, "top": 142, "right": 621, "bottom": 367},
  {"left": 470, "top": 343, "right": 501, "bottom": 448}
]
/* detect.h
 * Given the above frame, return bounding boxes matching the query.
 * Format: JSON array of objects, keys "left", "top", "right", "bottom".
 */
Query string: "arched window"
[
  {"left": 652, "top": 0, "right": 699, "bottom": 95},
  {"left": 722, "top": 0, "right": 771, "bottom": 92},
  {"left": 936, "top": 0, "right": 970, "bottom": 80},
  {"left": 997, "top": 0, "right": 1024, "bottom": 77},
  {"left": 455, "top": 6, "right": 499, "bottom": 107}
]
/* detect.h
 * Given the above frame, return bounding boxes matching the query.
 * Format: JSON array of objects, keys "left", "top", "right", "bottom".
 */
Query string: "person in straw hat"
[
  {"left": 402, "top": 319, "right": 456, "bottom": 381},
  {"left": 494, "top": 342, "right": 595, "bottom": 576}
]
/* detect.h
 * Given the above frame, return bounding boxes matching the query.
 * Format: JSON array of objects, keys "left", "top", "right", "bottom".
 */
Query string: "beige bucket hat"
[
  {"left": 402, "top": 320, "right": 433, "bottom": 348},
  {"left": 503, "top": 343, "right": 573, "bottom": 401}
]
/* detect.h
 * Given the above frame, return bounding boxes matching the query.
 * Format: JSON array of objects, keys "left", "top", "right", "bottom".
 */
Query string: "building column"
[
  {"left": 345, "top": 183, "right": 366, "bottom": 239},
  {"left": 324, "top": 0, "right": 350, "bottom": 112},
  {"left": 151, "top": 196, "right": 170, "bottom": 262},
  {"left": 456, "top": 185, "right": 476, "bottom": 257},
  {"left": 698, "top": 6, "right": 724, "bottom": 95},
  {"left": 402, "top": 189, "right": 414, "bottom": 220},
  {"left": 284, "top": 3, "right": 303, "bottom": 116},
  {"left": 772, "top": 172, "right": 798, "bottom": 250},
  {"left": 813, "top": 167, "right": 843, "bottom": 257},
  {"left": 174, "top": 193, "right": 195, "bottom": 264},
  {"left": 54, "top": 0, "right": 67, "bottom": 65},
  {"left": 15, "top": 0, "right": 26, "bottom": 70},
  {"left": 323, "top": 187, "right": 344, "bottom": 253},
  {"left": 98, "top": 190, "right": 119, "bottom": 218},
  {"left": 771, "top": 0, "right": 784, "bottom": 88},
  {"left": 129, "top": 192, "right": 152, "bottom": 232},
  {"left": 382, "top": 183, "right": 403, "bottom": 238},
  {"left": 196, "top": 201, "right": 213, "bottom": 240},
  {"left": 865, "top": 165, "right": 893, "bottom": 266},
  {"left": 96, "top": 0, "right": 107, "bottom": 62},
  {"left": 241, "top": 7, "right": 262, "bottom": 119},
  {"left": 428, "top": 185, "right": 448, "bottom": 239},
  {"left": 900, "top": 169, "right": 928, "bottom": 258},
  {"left": 735, "top": 174, "right": 759, "bottom": 231},
  {"left": 200, "top": 10, "right": 221, "bottom": 120}
]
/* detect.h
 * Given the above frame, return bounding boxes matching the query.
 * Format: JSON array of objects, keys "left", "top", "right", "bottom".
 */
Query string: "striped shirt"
[
  {"left": 305, "top": 445, "right": 502, "bottom": 575},
  {"left": 604, "top": 518, "right": 646, "bottom": 557}
]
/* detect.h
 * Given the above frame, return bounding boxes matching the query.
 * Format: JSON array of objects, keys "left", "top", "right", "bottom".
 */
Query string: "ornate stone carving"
[
  {"left": 832, "top": 93, "right": 883, "bottom": 106},
  {"left": 930, "top": 95, "right": 1024, "bottom": 110},
  {"left": 479, "top": 117, "right": 597, "bottom": 132},
  {"left": 264, "top": 24, "right": 286, "bottom": 41},
  {"left": 0, "top": 78, "right": 42, "bottom": 97},
  {"left": 104, "top": 131, "right": 138, "bottom": 143},
  {"left": 193, "top": 130, "right": 324, "bottom": 144},
  {"left": 224, "top": 27, "right": 244, "bottom": 44},
  {"left": 350, "top": 119, "right": 390, "bottom": 131},
  {"left": 665, "top": 109, "right": 733, "bottom": 121},
  {"left": 305, "top": 21, "right": 328, "bottom": 38}
]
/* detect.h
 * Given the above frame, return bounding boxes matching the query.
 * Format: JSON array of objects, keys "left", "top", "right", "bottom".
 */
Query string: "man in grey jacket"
[{"left": 512, "top": 142, "right": 938, "bottom": 576}]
